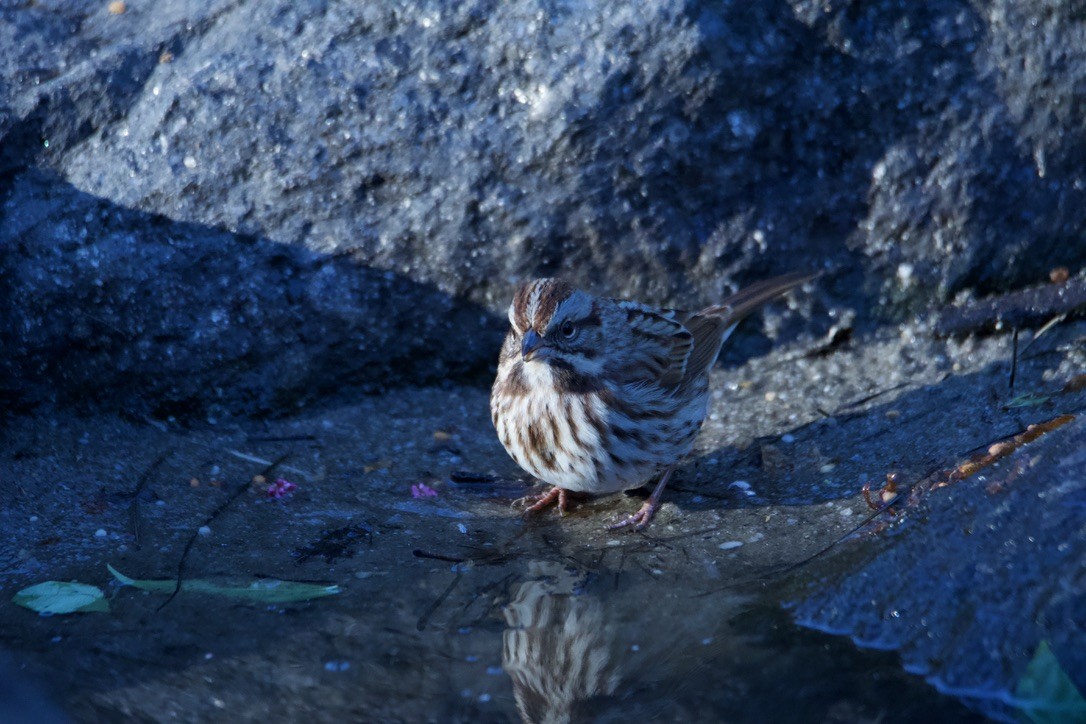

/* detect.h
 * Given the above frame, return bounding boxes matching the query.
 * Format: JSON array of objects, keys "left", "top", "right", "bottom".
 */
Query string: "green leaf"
[
  {"left": 1015, "top": 640, "right": 1086, "bottom": 724},
  {"left": 1005, "top": 393, "right": 1052, "bottom": 408},
  {"left": 107, "top": 564, "right": 340, "bottom": 603},
  {"left": 13, "top": 581, "right": 110, "bottom": 615}
]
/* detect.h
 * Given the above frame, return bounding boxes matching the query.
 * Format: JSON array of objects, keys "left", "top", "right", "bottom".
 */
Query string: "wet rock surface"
[
  {"left": 3, "top": 0, "right": 1086, "bottom": 720},
  {"left": 3, "top": 317, "right": 1083, "bottom": 721},
  {"left": 791, "top": 414, "right": 1086, "bottom": 722}
]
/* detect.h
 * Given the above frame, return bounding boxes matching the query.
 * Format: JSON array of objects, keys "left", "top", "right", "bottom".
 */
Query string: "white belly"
[{"left": 492, "top": 361, "right": 709, "bottom": 494}]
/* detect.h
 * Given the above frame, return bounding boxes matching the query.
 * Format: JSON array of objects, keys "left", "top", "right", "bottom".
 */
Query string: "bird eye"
[{"left": 559, "top": 320, "right": 576, "bottom": 339}]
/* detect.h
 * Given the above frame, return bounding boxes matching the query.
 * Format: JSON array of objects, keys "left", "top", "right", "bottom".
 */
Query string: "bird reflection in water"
[{"left": 502, "top": 561, "right": 619, "bottom": 724}]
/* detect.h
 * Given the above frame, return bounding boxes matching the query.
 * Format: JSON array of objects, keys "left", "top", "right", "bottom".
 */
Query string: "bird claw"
[
  {"left": 513, "top": 487, "right": 574, "bottom": 517},
  {"left": 607, "top": 499, "right": 659, "bottom": 532}
]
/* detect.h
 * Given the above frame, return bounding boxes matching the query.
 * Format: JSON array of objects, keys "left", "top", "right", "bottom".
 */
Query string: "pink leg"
[
  {"left": 608, "top": 467, "right": 675, "bottom": 532},
  {"left": 513, "top": 486, "right": 577, "bottom": 517}
]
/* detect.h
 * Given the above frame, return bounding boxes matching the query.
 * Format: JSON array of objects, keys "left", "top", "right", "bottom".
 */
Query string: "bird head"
[{"left": 507, "top": 279, "right": 604, "bottom": 374}]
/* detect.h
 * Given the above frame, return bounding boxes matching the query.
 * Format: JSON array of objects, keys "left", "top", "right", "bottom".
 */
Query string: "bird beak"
[{"left": 521, "top": 329, "right": 548, "bottom": 362}]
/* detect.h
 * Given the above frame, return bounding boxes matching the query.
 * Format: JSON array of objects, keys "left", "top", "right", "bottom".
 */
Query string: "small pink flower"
[
  {"left": 266, "top": 478, "right": 297, "bottom": 499},
  {"left": 411, "top": 483, "right": 438, "bottom": 499}
]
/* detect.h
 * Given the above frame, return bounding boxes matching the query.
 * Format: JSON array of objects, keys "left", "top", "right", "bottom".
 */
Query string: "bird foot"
[
  {"left": 513, "top": 487, "right": 579, "bottom": 517},
  {"left": 607, "top": 498, "right": 660, "bottom": 532}
]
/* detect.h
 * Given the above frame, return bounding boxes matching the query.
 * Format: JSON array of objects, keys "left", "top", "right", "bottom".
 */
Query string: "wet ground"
[{"left": 2, "top": 318, "right": 1083, "bottom": 722}]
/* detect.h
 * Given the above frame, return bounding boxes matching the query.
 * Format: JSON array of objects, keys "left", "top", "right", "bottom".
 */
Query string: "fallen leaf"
[
  {"left": 13, "top": 581, "right": 109, "bottom": 615},
  {"left": 107, "top": 565, "right": 339, "bottom": 603},
  {"left": 1015, "top": 640, "right": 1086, "bottom": 724}
]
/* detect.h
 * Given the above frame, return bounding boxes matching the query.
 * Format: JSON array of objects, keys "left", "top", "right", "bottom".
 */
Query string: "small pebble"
[
  {"left": 606, "top": 539, "right": 621, "bottom": 547},
  {"left": 781, "top": 433, "right": 795, "bottom": 444},
  {"left": 839, "top": 508, "right": 854, "bottom": 517},
  {"left": 198, "top": 525, "right": 212, "bottom": 536},
  {"left": 94, "top": 529, "right": 107, "bottom": 538},
  {"left": 183, "top": 155, "right": 197, "bottom": 169},
  {"left": 718, "top": 540, "right": 743, "bottom": 550},
  {"left": 189, "top": 478, "right": 200, "bottom": 488},
  {"left": 107, "top": 0, "right": 125, "bottom": 15},
  {"left": 29, "top": 515, "right": 38, "bottom": 522},
  {"left": 457, "top": 523, "right": 468, "bottom": 535}
]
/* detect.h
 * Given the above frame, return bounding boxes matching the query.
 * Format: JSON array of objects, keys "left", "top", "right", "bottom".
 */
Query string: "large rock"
[
  {"left": 0, "top": 169, "right": 499, "bottom": 416},
  {"left": 4, "top": 0, "right": 1086, "bottom": 413},
  {"left": 6, "top": 0, "right": 1083, "bottom": 313},
  {"left": 790, "top": 415, "right": 1086, "bottom": 721}
]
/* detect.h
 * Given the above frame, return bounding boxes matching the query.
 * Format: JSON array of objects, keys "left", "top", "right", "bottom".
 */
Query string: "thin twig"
[
  {"left": 1009, "top": 328, "right": 1020, "bottom": 390},
  {"left": 413, "top": 549, "right": 465, "bottom": 564},
  {"left": 416, "top": 571, "right": 463, "bottom": 632},
  {"left": 126, "top": 449, "right": 175, "bottom": 550},
  {"left": 158, "top": 453, "right": 290, "bottom": 611},
  {"left": 1019, "top": 313, "right": 1068, "bottom": 357}
]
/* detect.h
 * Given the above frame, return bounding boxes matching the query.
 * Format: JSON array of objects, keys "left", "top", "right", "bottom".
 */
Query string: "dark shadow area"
[{"left": 0, "top": 167, "right": 504, "bottom": 420}]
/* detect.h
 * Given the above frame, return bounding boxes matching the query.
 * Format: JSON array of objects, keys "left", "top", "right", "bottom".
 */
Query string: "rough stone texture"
[
  {"left": 6, "top": 1, "right": 1086, "bottom": 308},
  {"left": 791, "top": 415, "right": 1086, "bottom": 722},
  {"left": 10, "top": 317, "right": 1074, "bottom": 722},
  {"left": 2, "top": 3, "right": 1086, "bottom": 717},
  {"left": 0, "top": 168, "right": 500, "bottom": 416}
]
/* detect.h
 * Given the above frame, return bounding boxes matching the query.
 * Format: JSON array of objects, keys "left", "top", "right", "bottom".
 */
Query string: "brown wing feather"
[
  {"left": 678, "top": 272, "right": 818, "bottom": 383},
  {"left": 611, "top": 302, "right": 693, "bottom": 387},
  {"left": 609, "top": 272, "right": 816, "bottom": 389},
  {"left": 676, "top": 313, "right": 730, "bottom": 383}
]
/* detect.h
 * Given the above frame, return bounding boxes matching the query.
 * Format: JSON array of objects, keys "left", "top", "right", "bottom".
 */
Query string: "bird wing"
[
  {"left": 673, "top": 312, "right": 732, "bottom": 384},
  {"left": 607, "top": 272, "right": 816, "bottom": 389},
  {"left": 610, "top": 301, "right": 693, "bottom": 388},
  {"left": 679, "top": 271, "right": 818, "bottom": 382}
]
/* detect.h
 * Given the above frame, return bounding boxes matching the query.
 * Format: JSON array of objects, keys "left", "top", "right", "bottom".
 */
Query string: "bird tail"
[{"left": 698, "top": 271, "right": 819, "bottom": 324}]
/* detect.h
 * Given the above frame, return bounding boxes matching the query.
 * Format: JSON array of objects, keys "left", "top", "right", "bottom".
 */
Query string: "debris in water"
[
  {"left": 108, "top": 564, "right": 340, "bottom": 603},
  {"left": 411, "top": 482, "right": 438, "bottom": 499},
  {"left": 266, "top": 478, "right": 297, "bottom": 499},
  {"left": 294, "top": 524, "right": 373, "bottom": 564},
  {"left": 13, "top": 581, "right": 109, "bottom": 615}
]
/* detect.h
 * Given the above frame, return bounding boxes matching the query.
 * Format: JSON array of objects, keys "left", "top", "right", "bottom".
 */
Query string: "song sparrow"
[{"left": 490, "top": 272, "right": 815, "bottom": 530}]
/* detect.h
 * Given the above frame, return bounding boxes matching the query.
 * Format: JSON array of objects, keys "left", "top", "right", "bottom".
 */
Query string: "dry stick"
[
  {"left": 1019, "top": 313, "right": 1068, "bottom": 357},
  {"left": 158, "top": 452, "right": 291, "bottom": 611},
  {"left": 127, "top": 449, "right": 175, "bottom": 550},
  {"left": 689, "top": 477, "right": 930, "bottom": 600},
  {"left": 697, "top": 412, "right": 1080, "bottom": 597},
  {"left": 833, "top": 382, "right": 909, "bottom": 415},
  {"left": 1009, "top": 328, "right": 1020, "bottom": 391},
  {"left": 416, "top": 571, "right": 463, "bottom": 632}
]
